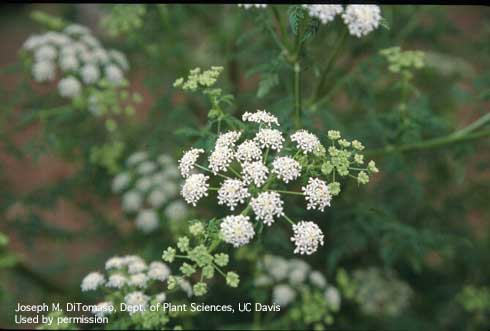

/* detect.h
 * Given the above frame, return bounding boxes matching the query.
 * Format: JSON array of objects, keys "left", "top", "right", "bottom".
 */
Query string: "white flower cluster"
[
  {"left": 82, "top": 254, "right": 192, "bottom": 316},
  {"left": 179, "top": 110, "right": 332, "bottom": 254},
  {"left": 352, "top": 268, "right": 412, "bottom": 316},
  {"left": 304, "top": 5, "right": 343, "bottom": 24},
  {"left": 22, "top": 23, "right": 129, "bottom": 100},
  {"left": 291, "top": 221, "right": 324, "bottom": 255},
  {"left": 255, "top": 255, "right": 341, "bottom": 310},
  {"left": 113, "top": 151, "right": 188, "bottom": 233},
  {"left": 303, "top": 4, "right": 382, "bottom": 37},
  {"left": 237, "top": 4, "right": 268, "bottom": 9}
]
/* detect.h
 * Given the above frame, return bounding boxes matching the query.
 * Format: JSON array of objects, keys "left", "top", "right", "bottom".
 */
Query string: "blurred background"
[{"left": 0, "top": 4, "right": 489, "bottom": 330}]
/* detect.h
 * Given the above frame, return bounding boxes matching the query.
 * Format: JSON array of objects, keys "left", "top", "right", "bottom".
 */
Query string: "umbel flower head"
[
  {"left": 302, "top": 4, "right": 383, "bottom": 37},
  {"left": 21, "top": 23, "right": 130, "bottom": 112},
  {"left": 81, "top": 254, "right": 187, "bottom": 316},
  {"left": 112, "top": 151, "right": 188, "bottom": 233},
  {"left": 178, "top": 109, "right": 378, "bottom": 255}
]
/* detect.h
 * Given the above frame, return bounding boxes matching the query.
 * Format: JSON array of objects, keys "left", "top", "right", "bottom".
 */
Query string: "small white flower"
[
  {"left": 324, "top": 286, "right": 341, "bottom": 310},
  {"left": 238, "top": 4, "right": 268, "bottom": 9},
  {"left": 155, "top": 292, "right": 167, "bottom": 303},
  {"left": 216, "top": 131, "right": 242, "bottom": 148},
  {"left": 302, "top": 177, "right": 332, "bottom": 211},
  {"left": 254, "top": 275, "right": 273, "bottom": 286},
  {"left": 342, "top": 5, "right": 382, "bottom": 37},
  {"left": 178, "top": 279, "right": 193, "bottom": 298},
  {"left": 124, "top": 291, "right": 149, "bottom": 315},
  {"left": 272, "top": 284, "right": 296, "bottom": 307},
  {"left": 242, "top": 110, "right": 279, "bottom": 127},
  {"left": 162, "top": 164, "right": 179, "bottom": 179},
  {"left": 255, "top": 128, "right": 284, "bottom": 151},
  {"left": 181, "top": 174, "right": 209, "bottom": 206},
  {"left": 129, "top": 273, "right": 148, "bottom": 288},
  {"left": 209, "top": 145, "right": 234, "bottom": 174},
  {"left": 220, "top": 215, "right": 255, "bottom": 247},
  {"left": 288, "top": 259, "right": 311, "bottom": 284},
  {"left": 147, "top": 261, "right": 171, "bottom": 281},
  {"left": 93, "top": 48, "right": 110, "bottom": 63},
  {"left": 58, "top": 77, "right": 81, "bottom": 98},
  {"left": 242, "top": 161, "right": 269, "bottom": 187},
  {"left": 32, "top": 61, "right": 55, "bottom": 82},
  {"left": 309, "top": 271, "right": 327, "bottom": 288},
  {"left": 147, "top": 189, "right": 168, "bottom": 208},
  {"left": 45, "top": 32, "right": 71, "bottom": 46},
  {"left": 127, "top": 259, "right": 147, "bottom": 274},
  {"left": 161, "top": 180, "right": 179, "bottom": 198},
  {"left": 263, "top": 255, "right": 289, "bottom": 281},
  {"left": 88, "top": 94, "right": 102, "bottom": 116},
  {"left": 127, "top": 151, "right": 148, "bottom": 167},
  {"left": 106, "top": 273, "right": 127, "bottom": 289},
  {"left": 236, "top": 140, "right": 262, "bottom": 163},
  {"left": 34, "top": 45, "right": 57, "bottom": 62},
  {"left": 81, "top": 34, "right": 100, "bottom": 48},
  {"left": 123, "top": 255, "right": 145, "bottom": 268},
  {"left": 109, "top": 50, "right": 129, "bottom": 71},
  {"left": 179, "top": 148, "right": 204, "bottom": 178},
  {"left": 64, "top": 24, "right": 90, "bottom": 36},
  {"left": 137, "top": 161, "right": 157, "bottom": 176},
  {"left": 291, "top": 221, "right": 325, "bottom": 255},
  {"left": 93, "top": 301, "right": 113, "bottom": 318},
  {"left": 135, "top": 209, "right": 159, "bottom": 233},
  {"left": 80, "top": 64, "right": 100, "bottom": 84},
  {"left": 105, "top": 64, "right": 124, "bottom": 85},
  {"left": 122, "top": 190, "right": 143, "bottom": 212},
  {"left": 105, "top": 256, "right": 125, "bottom": 270},
  {"left": 112, "top": 172, "right": 131, "bottom": 193},
  {"left": 23, "top": 34, "right": 45, "bottom": 50},
  {"left": 81, "top": 272, "right": 105, "bottom": 291},
  {"left": 272, "top": 156, "right": 301, "bottom": 183},
  {"left": 135, "top": 177, "right": 153, "bottom": 192},
  {"left": 218, "top": 179, "right": 250, "bottom": 211},
  {"left": 290, "top": 130, "right": 322, "bottom": 154},
  {"left": 59, "top": 55, "right": 79, "bottom": 71},
  {"left": 304, "top": 5, "right": 343, "bottom": 24},
  {"left": 157, "top": 154, "right": 173, "bottom": 166},
  {"left": 251, "top": 191, "right": 284, "bottom": 226},
  {"left": 164, "top": 200, "right": 188, "bottom": 221}
]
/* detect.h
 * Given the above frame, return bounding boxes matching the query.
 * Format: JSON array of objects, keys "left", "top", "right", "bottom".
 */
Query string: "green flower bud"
[
  {"left": 189, "top": 223, "right": 204, "bottom": 236},
  {"left": 354, "top": 154, "right": 364, "bottom": 165},
  {"left": 327, "top": 130, "right": 341, "bottom": 140},
  {"left": 368, "top": 160, "right": 379, "bottom": 173},
  {"left": 193, "top": 282, "right": 207, "bottom": 296},
  {"left": 177, "top": 236, "right": 190, "bottom": 252},
  {"left": 352, "top": 140, "right": 365, "bottom": 151},
  {"left": 180, "top": 263, "right": 196, "bottom": 277},
  {"left": 214, "top": 253, "right": 229, "bottom": 267},
  {"left": 328, "top": 182, "right": 341, "bottom": 196},
  {"left": 167, "top": 276, "right": 177, "bottom": 290},
  {"left": 226, "top": 272, "right": 240, "bottom": 287},
  {"left": 202, "top": 265, "right": 215, "bottom": 279},
  {"left": 357, "top": 171, "right": 369, "bottom": 184},
  {"left": 162, "top": 247, "right": 176, "bottom": 263}
]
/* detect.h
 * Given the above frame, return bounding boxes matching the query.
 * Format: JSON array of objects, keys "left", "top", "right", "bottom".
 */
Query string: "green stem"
[
  {"left": 283, "top": 214, "right": 295, "bottom": 225},
  {"left": 451, "top": 112, "right": 490, "bottom": 137},
  {"left": 270, "top": 189, "right": 304, "bottom": 196},
  {"left": 365, "top": 129, "right": 490, "bottom": 157},
  {"left": 195, "top": 164, "right": 231, "bottom": 180},
  {"left": 294, "top": 61, "right": 302, "bottom": 129},
  {"left": 309, "top": 29, "right": 348, "bottom": 106},
  {"left": 229, "top": 166, "right": 242, "bottom": 178}
]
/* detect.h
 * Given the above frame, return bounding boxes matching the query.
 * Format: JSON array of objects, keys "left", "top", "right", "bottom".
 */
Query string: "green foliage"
[{"left": 2, "top": 4, "right": 490, "bottom": 331}]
